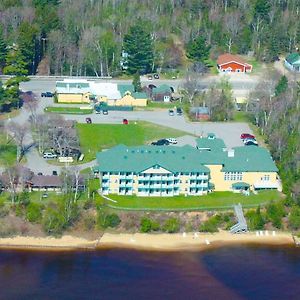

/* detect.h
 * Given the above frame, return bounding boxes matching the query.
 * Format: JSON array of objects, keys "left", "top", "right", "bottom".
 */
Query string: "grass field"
[
  {"left": 104, "top": 190, "right": 282, "bottom": 211},
  {"left": 45, "top": 107, "right": 93, "bottom": 114},
  {"left": 76, "top": 121, "right": 190, "bottom": 161},
  {"left": 0, "top": 133, "right": 17, "bottom": 167}
]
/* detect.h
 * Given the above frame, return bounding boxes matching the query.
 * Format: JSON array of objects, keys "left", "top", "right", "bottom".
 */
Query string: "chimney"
[{"left": 228, "top": 149, "right": 235, "bottom": 157}]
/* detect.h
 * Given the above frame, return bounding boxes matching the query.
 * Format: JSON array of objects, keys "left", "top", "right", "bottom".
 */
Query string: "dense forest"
[{"left": 0, "top": 0, "right": 300, "bottom": 76}]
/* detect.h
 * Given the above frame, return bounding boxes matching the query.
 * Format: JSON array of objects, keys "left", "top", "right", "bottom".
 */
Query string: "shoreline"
[{"left": 0, "top": 231, "right": 295, "bottom": 252}]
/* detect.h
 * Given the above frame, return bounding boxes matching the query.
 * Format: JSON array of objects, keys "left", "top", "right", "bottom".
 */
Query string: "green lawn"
[
  {"left": 45, "top": 106, "right": 93, "bottom": 114},
  {"left": 104, "top": 190, "right": 282, "bottom": 211},
  {"left": 142, "top": 102, "right": 177, "bottom": 110},
  {"left": 76, "top": 121, "right": 190, "bottom": 161},
  {"left": 232, "top": 111, "right": 252, "bottom": 122},
  {"left": 0, "top": 133, "right": 17, "bottom": 167}
]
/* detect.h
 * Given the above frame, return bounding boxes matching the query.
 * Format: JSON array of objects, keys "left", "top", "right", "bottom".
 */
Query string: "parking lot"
[{"left": 63, "top": 110, "right": 250, "bottom": 149}]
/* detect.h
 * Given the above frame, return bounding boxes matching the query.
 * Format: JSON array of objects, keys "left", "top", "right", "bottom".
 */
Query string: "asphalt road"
[{"left": 18, "top": 74, "right": 258, "bottom": 94}]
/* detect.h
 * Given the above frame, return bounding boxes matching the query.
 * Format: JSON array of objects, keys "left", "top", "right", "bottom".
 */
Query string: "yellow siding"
[
  {"left": 57, "top": 93, "right": 90, "bottom": 103},
  {"left": 207, "top": 164, "right": 278, "bottom": 191}
]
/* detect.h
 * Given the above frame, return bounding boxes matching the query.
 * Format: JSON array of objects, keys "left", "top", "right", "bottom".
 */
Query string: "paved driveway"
[{"left": 63, "top": 110, "right": 250, "bottom": 148}]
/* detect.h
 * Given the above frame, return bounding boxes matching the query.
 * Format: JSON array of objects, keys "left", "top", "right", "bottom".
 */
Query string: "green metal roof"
[
  {"left": 96, "top": 145, "right": 210, "bottom": 173},
  {"left": 232, "top": 182, "right": 250, "bottom": 189},
  {"left": 117, "top": 84, "right": 135, "bottom": 96},
  {"left": 152, "top": 84, "right": 172, "bottom": 94},
  {"left": 222, "top": 146, "right": 278, "bottom": 172},
  {"left": 132, "top": 92, "right": 148, "bottom": 99},
  {"left": 196, "top": 137, "right": 226, "bottom": 152},
  {"left": 56, "top": 82, "right": 90, "bottom": 88},
  {"left": 95, "top": 140, "right": 278, "bottom": 174},
  {"left": 286, "top": 53, "right": 300, "bottom": 65}
]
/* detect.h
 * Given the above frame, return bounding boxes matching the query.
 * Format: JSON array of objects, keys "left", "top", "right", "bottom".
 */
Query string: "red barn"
[{"left": 217, "top": 54, "right": 252, "bottom": 73}]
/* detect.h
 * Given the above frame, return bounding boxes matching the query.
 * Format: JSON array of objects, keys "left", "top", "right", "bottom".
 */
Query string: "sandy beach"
[
  {"left": 0, "top": 235, "right": 99, "bottom": 251},
  {"left": 98, "top": 231, "right": 295, "bottom": 251},
  {"left": 0, "top": 231, "right": 294, "bottom": 251}
]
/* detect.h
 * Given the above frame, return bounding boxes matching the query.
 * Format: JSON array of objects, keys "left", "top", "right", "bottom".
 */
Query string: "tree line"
[{"left": 0, "top": 0, "right": 300, "bottom": 77}]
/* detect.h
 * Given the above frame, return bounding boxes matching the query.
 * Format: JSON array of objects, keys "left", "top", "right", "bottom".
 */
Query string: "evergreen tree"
[
  {"left": 132, "top": 72, "right": 142, "bottom": 92},
  {"left": 123, "top": 23, "right": 154, "bottom": 74},
  {"left": 0, "top": 27, "right": 7, "bottom": 70},
  {"left": 254, "top": 0, "right": 271, "bottom": 22},
  {"left": 3, "top": 47, "right": 28, "bottom": 76},
  {"left": 186, "top": 35, "right": 210, "bottom": 63},
  {"left": 275, "top": 75, "right": 288, "bottom": 96}
]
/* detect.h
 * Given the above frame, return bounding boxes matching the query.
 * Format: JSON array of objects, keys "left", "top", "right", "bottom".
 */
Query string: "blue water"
[{"left": 0, "top": 245, "right": 300, "bottom": 299}]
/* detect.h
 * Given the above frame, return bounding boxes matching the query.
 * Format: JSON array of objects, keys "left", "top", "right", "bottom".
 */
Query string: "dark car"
[
  {"left": 123, "top": 118, "right": 128, "bottom": 125},
  {"left": 52, "top": 171, "right": 58, "bottom": 176},
  {"left": 240, "top": 133, "right": 255, "bottom": 140},
  {"left": 41, "top": 92, "right": 54, "bottom": 97},
  {"left": 102, "top": 109, "right": 108, "bottom": 115},
  {"left": 151, "top": 139, "right": 170, "bottom": 146},
  {"left": 86, "top": 117, "right": 92, "bottom": 124},
  {"left": 244, "top": 140, "right": 258, "bottom": 146},
  {"left": 153, "top": 73, "right": 159, "bottom": 79},
  {"left": 176, "top": 107, "right": 183, "bottom": 115}
]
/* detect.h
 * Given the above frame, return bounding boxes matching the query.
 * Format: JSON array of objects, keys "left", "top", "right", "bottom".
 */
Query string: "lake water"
[{"left": 0, "top": 245, "right": 300, "bottom": 299}]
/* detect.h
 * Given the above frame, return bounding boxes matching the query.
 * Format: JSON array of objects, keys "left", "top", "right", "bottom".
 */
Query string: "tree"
[
  {"left": 132, "top": 72, "right": 141, "bottom": 92},
  {"left": 0, "top": 26, "right": 7, "bottom": 71},
  {"left": 6, "top": 122, "right": 28, "bottom": 161},
  {"left": 246, "top": 206, "right": 265, "bottom": 230},
  {"left": 3, "top": 47, "right": 28, "bottom": 76},
  {"left": 275, "top": 75, "right": 288, "bottom": 96},
  {"left": 289, "top": 206, "right": 300, "bottom": 230},
  {"left": 123, "top": 22, "right": 154, "bottom": 74},
  {"left": 186, "top": 36, "right": 210, "bottom": 63},
  {"left": 22, "top": 92, "right": 39, "bottom": 125}
]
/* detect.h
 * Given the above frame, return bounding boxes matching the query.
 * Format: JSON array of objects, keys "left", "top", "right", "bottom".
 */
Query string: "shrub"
[
  {"left": 98, "top": 212, "right": 121, "bottom": 229},
  {"left": 246, "top": 206, "right": 265, "bottom": 230},
  {"left": 26, "top": 202, "right": 43, "bottom": 223},
  {"left": 42, "top": 206, "right": 65, "bottom": 235},
  {"left": 162, "top": 217, "right": 180, "bottom": 233},
  {"left": 266, "top": 201, "right": 285, "bottom": 229},
  {"left": 140, "top": 217, "right": 160, "bottom": 233},
  {"left": 288, "top": 206, "right": 300, "bottom": 230},
  {"left": 83, "top": 214, "right": 96, "bottom": 230},
  {"left": 199, "top": 214, "right": 223, "bottom": 233},
  {"left": 18, "top": 191, "right": 30, "bottom": 206}
]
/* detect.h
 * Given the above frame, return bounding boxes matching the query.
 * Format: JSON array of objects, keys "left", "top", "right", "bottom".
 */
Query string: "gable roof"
[
  {"left": 118, "top": 84, "right": 135, "bottom": 96},
  {"left": 217, "top": 53, "right": 250, "bottom": 66},
  {"left": 286, "top": 53, "right": 300, "bottom": 65}
]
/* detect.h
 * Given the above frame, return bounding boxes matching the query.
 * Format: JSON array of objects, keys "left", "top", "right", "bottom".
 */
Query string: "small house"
[
  {"left": 217, "top": 54, "right": 252, "bottom": 73},
  {"left": 285, "top": 53, "right": 300, "bottom": 72},
  {"left": 150, "top": 84, "right": 173, "bottom": 102},
  {"left": 190, "top": 107, "right": 210, "bottom": 121}
]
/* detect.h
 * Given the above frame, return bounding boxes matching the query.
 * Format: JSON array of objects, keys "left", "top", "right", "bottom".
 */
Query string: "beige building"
[
  {"left": 95, "top": 138, "right": 280, "bottom": 197},
  {"left": 56, "top": 80, "right": 148, "bottom": 106}
]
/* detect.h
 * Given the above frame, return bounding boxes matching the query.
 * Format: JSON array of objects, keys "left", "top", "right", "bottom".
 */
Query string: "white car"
[
  {"left": 243, "top": 138, "right": 258, "bottom": 145},
  {"left": 43, "top": 152, "right": 57, "bottom": 159},
  {"left": 166, "top": 138, "right": 178, "bottom": 144}
]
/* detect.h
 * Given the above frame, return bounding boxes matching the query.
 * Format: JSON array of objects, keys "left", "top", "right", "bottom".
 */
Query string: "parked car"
[
  {"left": 153, "top": 73, "right": 159, "bottom": 79},
  {"left": 168, "top": 109, "right": 175, "bottom": 116},
  {"left": 123, "top": 118, "right": 128, "bottom": 125},
  {"left": 176, "top": 107, "right": 183, "bottom": 115},
  {"left": 243, "top": 138, "right": 257, "bottom": 145},
  {"left": 43, "top": 152, "right": 57, "bottom": 159},
  {"left": 95, "top": 109, "right": 101, "bottom": 114},
  {"left": 151, "top": 139, "right": 170, "bottom": 146},
  {"left": 166, "top": 138, "right": 178, "bottom": 144},
  {"left": 244, "top": 140, "right": 258, "bottom": 146},
  {"left": 41, "top": 92, "right": 54, "bottom": 97},
  {"left": 102, "top": 109, "right": 108, "bottom": 115},
  {"left": 52, "top": 171, "right": 58, "bottom": 176},
  {"left": 240, "top": 133, "right": 255, "bottom": 140},
  {"left": 147, "top": 75, "right": 153, "bottom": 80},
  {"left": 86, "top": 117, "right": 92, "bottom": 124}
]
